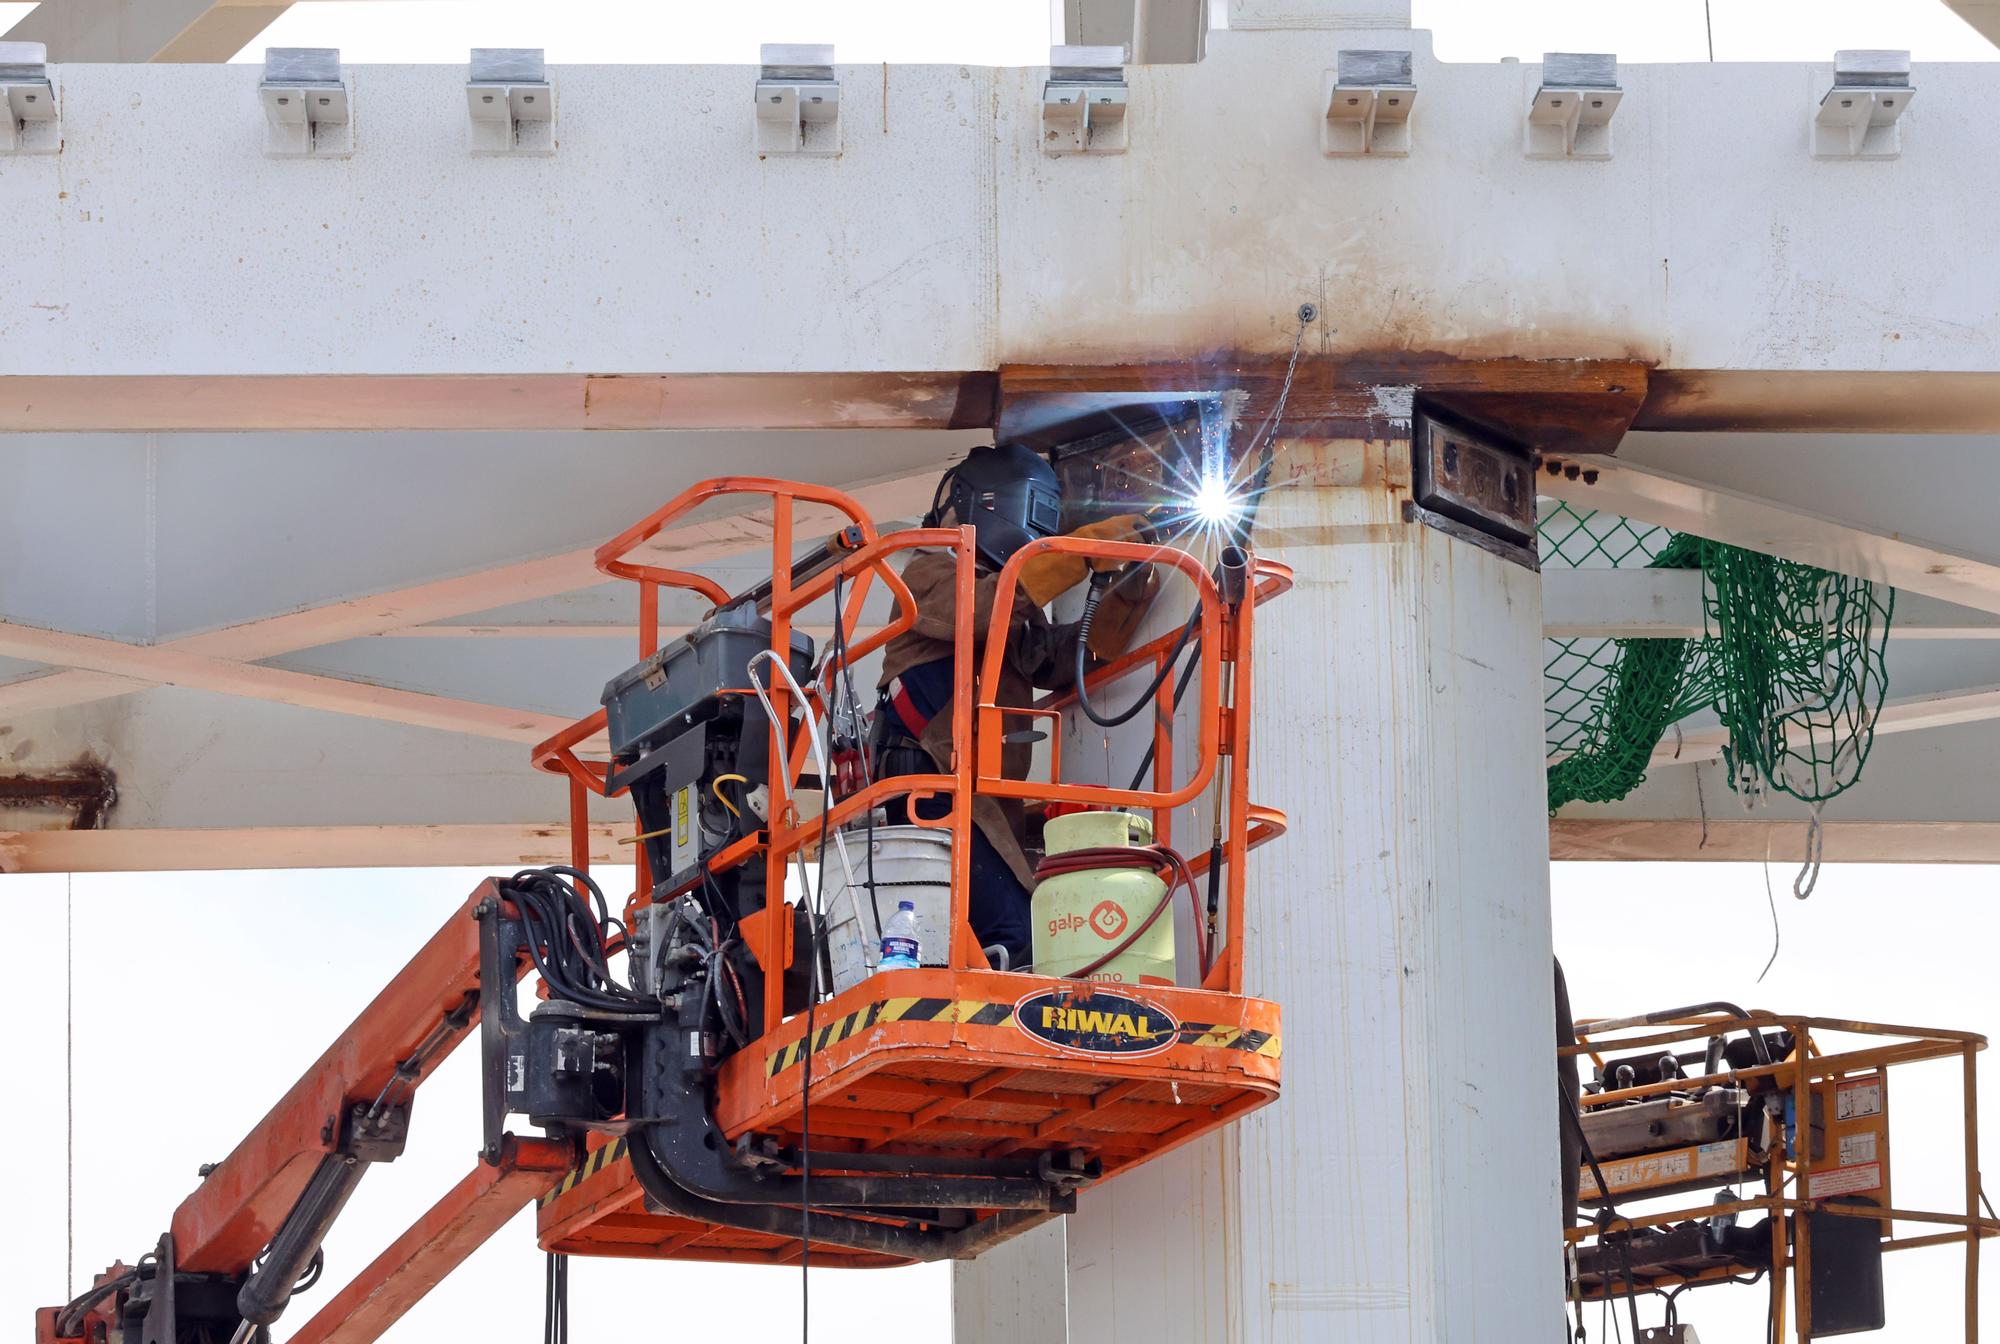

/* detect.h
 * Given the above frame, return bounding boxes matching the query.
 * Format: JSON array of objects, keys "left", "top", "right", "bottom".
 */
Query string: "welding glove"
[
  {"left": 1019, "top": 513, "right": 1150, "bottom": 607},
  {"left": 1085, "top": 564, "right": 1162, "bottom": 661}
]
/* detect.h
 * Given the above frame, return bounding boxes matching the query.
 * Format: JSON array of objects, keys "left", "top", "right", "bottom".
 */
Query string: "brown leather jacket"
[{"left": 876, "top": 549, "right": 1079, "bottom": 890}]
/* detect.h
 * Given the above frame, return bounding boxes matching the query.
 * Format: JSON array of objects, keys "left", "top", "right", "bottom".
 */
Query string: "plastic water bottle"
[{"left": 878, "top": 901, "right": 921, "bottom": 970}]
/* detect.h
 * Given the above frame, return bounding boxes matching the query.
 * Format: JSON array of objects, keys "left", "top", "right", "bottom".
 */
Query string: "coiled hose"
[{"left": 1032, "top": 843, "right": 1207, "bottom": 978}]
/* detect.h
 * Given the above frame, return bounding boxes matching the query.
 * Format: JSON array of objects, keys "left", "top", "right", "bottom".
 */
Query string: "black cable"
[
  {"left": 1125, "top": 644, "right": 1203, "bottom": 791},
  {"left": 1073, "top": 573, "right": 1202, "bottom": 729}
]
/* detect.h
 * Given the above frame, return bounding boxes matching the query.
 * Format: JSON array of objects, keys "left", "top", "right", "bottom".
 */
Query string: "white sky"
[
  {"left": 0, "top": 1, "right": 1992, "bottom": 1339},
  {"left": 2, "top": 0, "right": 1994, "bottom": 63},
  {"left": 1, "top": 861, "right": 1992, "bottom": 1341}
]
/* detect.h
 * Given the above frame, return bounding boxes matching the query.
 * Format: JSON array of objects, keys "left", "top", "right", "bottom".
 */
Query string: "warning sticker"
[
  {"left": 1836, "top": 1077, "right": 1884, "bottom": 1120},
  {"left": 1582, "top": 1150, "right": 1691, "bottom": 1197},
  {"left": 1695, "top": 1141, "right": 1744, "bottom": 1177},
  {"left": 1809, "top": 1161, "right": 1882, "bottom": 1198},
  {"left": 1839, "top": 1131, "right": 1878, "bottom": 1167},
  {"left": 669, "top": 784, "right": 695, "bottom": 874}
]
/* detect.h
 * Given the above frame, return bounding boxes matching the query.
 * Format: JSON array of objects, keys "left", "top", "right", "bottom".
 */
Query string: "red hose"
[{"left": 1032, "top": 843, "right": 1209, "bottom": 979}]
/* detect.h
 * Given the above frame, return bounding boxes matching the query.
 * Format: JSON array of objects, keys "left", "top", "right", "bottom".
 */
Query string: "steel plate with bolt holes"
[{"left": 1411, "top": 410, "right": 1537, "bottom": 550}]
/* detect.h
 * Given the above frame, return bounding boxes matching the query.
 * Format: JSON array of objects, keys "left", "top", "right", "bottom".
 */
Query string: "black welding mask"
[{"left": 925, "top": 442, "right": 1064, "bottom": 571}]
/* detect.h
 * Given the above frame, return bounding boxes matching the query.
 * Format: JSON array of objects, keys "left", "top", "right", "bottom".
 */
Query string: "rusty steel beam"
[
  {"left": 0, "top": 761, "right": 117, "bottom": 828},
  {"left": 998, "top": 356, "right": 1651, "bottom": 456},
  {"left": 283, "top": 1137, "right": 572, "bottom": 1344},
  {"left": 170, "top": 883, "right": 515, "bottom": 1273}
]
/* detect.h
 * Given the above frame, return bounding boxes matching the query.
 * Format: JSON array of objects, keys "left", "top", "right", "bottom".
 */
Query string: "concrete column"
[{"left": 959, "top": 435, "right": 1558, "bottom": 1341}]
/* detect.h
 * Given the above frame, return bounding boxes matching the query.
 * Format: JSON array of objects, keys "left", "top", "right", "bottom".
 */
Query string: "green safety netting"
[{"left": 1540, "top": 500, "right": 1895, "bottom": 814}]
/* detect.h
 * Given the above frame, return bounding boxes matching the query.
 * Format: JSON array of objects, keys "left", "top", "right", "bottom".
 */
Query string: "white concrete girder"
[{"left": 3, "top": 42, "right": 2000, "bottom": 405}]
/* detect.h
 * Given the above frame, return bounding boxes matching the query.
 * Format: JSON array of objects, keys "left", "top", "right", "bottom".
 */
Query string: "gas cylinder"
[{"left": 1031, "top": 810, "right": 1174, "bottom": 984}]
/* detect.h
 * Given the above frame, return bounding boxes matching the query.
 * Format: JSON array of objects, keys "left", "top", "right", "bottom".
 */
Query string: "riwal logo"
[{"left": 1013, "top": 987, "right": 1179, "bottom": 1057}]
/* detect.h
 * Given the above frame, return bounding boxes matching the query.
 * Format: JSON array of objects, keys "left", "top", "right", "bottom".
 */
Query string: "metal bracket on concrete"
[
  {"left": 754, "top": 44, "right": 840, "bottom": 157},
  {"left": 1323, "top": 49, "right": 1414, "bottom": 157},
  {"left": 1042, "top": 45, "right": 1128, "bottom": 155},
  {"left": 0, "top": 42, "right": 58, "bottom": 156},
  {"left": 467, "top": 48, "right": 554, "bottom": 156},
  {"left": 1526, "top": 53, "right": 1619, "bottom": 160},
  {"left": 1813, "top": 49, "right": 1913, "bottom": 160},
  {"left": 259, "top": 47, "right": 352, "bottom": 159},
  {"left": 1408, "top": 404, "right": 1539, "bottom": 570}
]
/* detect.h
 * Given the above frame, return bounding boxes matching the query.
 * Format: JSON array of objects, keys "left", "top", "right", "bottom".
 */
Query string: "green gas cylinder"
[{"left": 1031, "top": 810, "right": 1174, "bottom": 985}]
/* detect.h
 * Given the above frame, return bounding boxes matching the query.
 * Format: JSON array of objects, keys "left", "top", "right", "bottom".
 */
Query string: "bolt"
[
  {"left": 320, "top": 1119, "right": 335, "bottom": 1144},
  {"left": 1582, "top": 468, "right": 1600, "bottom": 485},
  {"left": 198, "top": 1162, "right": 218, "bottom": 1178},
  {"left": 1297, "top": 302, "right": 1318, "bottom": 325},
  {"left": 343, "top": 1155, "right": 359, "bottom": 1167},
  {"left": 1564, "top": 463, "right": 1582, "bottom": 480},
  {"left": 1546, "top": 459, "right": 1562, "bottom": 476}
]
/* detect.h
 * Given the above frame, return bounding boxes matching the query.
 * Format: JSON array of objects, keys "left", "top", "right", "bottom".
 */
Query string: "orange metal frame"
[
  {"left": 1563, "top": 1012, "right": 1994, "bottom": 1341},
  {"left": 531, "top": 476, "right": 1294, "bottom": 1002},
  {"left": 523, "top": 476, "right": 1294, "bottom": 1265}
]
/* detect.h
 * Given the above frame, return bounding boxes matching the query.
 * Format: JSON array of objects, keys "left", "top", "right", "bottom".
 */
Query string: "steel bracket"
[
  {"left": 1323, "top": 50, "right": 1414, "bottom": 157},
  {"left": 754, "top": 44, "right": 840, "bottom": 157},
  {"left": 467, "top": 48, "right": 554, "bottom": 156},
  {"left": 259, "top": 48, "right": 351, "bottom": 159},
  {"left": 1813, "top": 50, "right": 1913, "bottom": 160},
  {"left": 1526, "top": 53, "right": 1619, "bottom": 160},
  {"left": 1043, "top": 45, "right": 1128, "bottom": 155},
  {"left": 0, "top": 42, "right": 58, "bottom": 156}
]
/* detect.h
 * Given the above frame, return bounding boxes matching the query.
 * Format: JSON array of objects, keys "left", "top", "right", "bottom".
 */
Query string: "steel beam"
[
  {"left": 1542, "top": 569, "right": 2000, "bottom": 640},
  {"left": 4, "top": 0, "right": 292, "bottom": 63},
  {"left": 1540, "top": 456, "right": 2000, "bottom": 615}
]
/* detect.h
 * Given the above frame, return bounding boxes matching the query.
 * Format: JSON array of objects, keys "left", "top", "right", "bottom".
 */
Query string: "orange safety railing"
[
  {"left": 1562, "top": 1012, "right": 1993, "bottom": 1340},
  {"left": 531, "top": 476, "right": 1292, "bottom": 1030}
]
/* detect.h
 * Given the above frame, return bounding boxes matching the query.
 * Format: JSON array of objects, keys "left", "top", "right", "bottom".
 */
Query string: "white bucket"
[{"left": 822, "top": 824, "right": 954, "bottom": 994}]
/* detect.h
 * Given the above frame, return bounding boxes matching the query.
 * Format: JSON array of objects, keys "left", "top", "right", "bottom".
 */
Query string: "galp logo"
[
  {"left": 1013, "top": 987, "right": 1179, "bottom": 1057},
  {"left": 1088, "top": 900, "right": 1127, "bottom": 940}
]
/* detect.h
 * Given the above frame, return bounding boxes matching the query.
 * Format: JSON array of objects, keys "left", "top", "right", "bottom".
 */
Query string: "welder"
[{"left": 874, "top": 443, "right": 1156, "bottom": 970}]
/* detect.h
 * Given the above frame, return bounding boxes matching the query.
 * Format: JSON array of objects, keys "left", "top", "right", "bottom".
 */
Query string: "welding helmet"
[{"left": 925, "top": 443, "right": 1064, "bottom": 570}]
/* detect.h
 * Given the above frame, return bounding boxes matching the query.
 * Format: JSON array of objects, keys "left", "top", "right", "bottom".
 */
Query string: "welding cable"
[
  {"left": 1033, "top": 843, "right": 1208, "bottom": 978},
  {"left": 1072, "top": 571, "right": 1203, "bottom": 729}
]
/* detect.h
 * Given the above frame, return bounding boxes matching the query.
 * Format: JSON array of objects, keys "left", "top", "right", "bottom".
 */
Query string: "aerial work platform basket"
[{"left": 529, "top": 476, "right": 1290, "bottom": 1265}]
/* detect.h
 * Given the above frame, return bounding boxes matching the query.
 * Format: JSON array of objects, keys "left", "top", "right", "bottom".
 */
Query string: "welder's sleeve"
[{"left": 902, "top": 555, "right": 1039, "bottom": 650}]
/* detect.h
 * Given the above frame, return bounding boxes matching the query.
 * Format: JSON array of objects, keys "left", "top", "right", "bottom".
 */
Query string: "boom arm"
[{"left": 38, "top": 881, "right": 564, "bottom": 1344}]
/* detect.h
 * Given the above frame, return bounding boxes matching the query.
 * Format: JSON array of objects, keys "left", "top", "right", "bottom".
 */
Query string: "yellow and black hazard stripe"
[
  {"left": 765, "top": 996, "right": 1011, "bottom": 1077},
  {"left": 763, "top": 998, "right": 1282, "bottom": 1078},
  {"left": 540, "top": 1137, "right": 628, "bottom": 1208}
]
